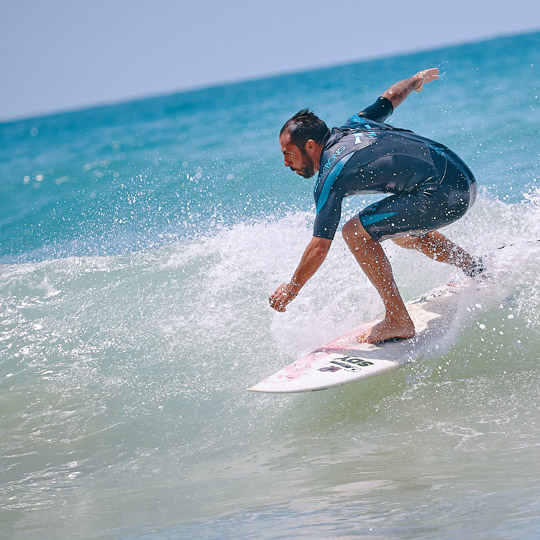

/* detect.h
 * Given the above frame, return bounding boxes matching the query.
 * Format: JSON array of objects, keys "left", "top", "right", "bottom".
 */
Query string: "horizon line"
[{"left": 2, "top": 27, "right": 539, "bottom": 126}]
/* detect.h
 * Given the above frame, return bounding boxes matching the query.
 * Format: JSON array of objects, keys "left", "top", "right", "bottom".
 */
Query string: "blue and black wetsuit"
[{"left": 313, "top": 97, "right": 477, "bottom": 241}]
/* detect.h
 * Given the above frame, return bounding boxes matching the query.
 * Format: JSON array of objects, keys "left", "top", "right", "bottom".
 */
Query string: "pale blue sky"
[{"left": 1, "top": 0, "right": 539, "bottom": 122}]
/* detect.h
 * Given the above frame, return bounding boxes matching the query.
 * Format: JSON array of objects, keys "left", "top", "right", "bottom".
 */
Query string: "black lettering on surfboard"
[
  {"left": 330, "top": 360, "right": 360, "bottom": 372},
  {"left": 337, "top": 355, "right": 374, "bottom": 367},
  {"left": 327, "top": 356, "right": 375, "bottom": 372}
]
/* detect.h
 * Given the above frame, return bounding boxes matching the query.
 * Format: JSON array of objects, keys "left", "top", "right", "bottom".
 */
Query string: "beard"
[{"left": 295, "top": 149, "right": 316, "bottom": 178}]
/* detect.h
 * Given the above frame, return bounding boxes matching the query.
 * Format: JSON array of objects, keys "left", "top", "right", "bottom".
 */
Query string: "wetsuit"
[{"left": 313, "top": 97, "right": 477, "bottom": 241}]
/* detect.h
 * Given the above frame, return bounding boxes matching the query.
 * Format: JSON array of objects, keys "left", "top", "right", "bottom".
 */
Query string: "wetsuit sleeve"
[
  {"left": 313, "top": 189, "right": 343, "bottom": 240},
  {"left": 358, "top": 96, "right": 394, "bottom": 123}
]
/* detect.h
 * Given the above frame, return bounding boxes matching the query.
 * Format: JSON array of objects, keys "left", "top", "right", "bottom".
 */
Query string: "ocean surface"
[{"left": 1, "top": 31, "right": 540, "bottom": 539}]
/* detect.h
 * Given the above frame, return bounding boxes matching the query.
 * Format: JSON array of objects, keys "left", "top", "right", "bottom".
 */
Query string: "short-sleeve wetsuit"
[{"left": 313, "top": 97, "right": 477, "bottom": 241}]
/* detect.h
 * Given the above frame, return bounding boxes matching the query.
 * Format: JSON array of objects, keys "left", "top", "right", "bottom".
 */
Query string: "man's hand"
[
  {"left": 382, "top": 67, "right": 440, "bottom": 108},
  {"left": 415, "top": 67, "right": 440, "bottom": 93},
  {"left": 269, "top": 283, "right": 296, "bottom": 312}
]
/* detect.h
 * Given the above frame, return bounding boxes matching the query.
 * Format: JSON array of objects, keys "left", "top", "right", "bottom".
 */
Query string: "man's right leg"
[
  {"left": 392, "top": 231, "right": 483, "bottom": 276},
  {"left": 342, "top": 216, "right": 415, "bottom": 343}
]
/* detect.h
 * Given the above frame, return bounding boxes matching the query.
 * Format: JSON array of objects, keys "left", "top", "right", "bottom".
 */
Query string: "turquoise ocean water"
[{"left": 1, "top": 32, "right": 540, "bottom": 539}]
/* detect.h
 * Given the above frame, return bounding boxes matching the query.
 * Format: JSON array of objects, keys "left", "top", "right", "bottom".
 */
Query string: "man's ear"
[{"left": 305, "top": 139, "right": 317, "bottom": 155}]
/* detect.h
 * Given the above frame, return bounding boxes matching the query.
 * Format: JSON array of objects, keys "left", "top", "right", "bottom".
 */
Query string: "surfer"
[{"left": 269, "top": 67, "right": 484, "bottom": 343}]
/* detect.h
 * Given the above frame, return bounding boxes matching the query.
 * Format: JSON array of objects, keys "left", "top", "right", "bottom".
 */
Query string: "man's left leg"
[
  {"left": 392, "top": 231, "right": 483, "bottom": 276},
  {"left": 342, "top": 216, "right": 415, "bottom": 343}
]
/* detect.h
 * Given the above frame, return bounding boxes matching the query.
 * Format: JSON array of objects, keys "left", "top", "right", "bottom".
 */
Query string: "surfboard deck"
[{"left": 249, "top": 280, "right": 472, "bottom": 393}]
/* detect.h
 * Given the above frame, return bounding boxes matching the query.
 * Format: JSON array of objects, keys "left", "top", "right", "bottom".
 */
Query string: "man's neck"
[{"left": 313, "top": 143, "right": 324, "bottom": 173}]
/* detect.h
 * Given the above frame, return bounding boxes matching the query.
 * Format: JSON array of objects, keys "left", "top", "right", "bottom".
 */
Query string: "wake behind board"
[{"left": 249, "top": 280, "right": 473, "bottom": 394}]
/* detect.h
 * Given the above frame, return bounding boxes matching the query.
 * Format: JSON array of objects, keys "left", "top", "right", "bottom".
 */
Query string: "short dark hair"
[{"left": 280, "top": 108, "right": 330, "bottom": 150}]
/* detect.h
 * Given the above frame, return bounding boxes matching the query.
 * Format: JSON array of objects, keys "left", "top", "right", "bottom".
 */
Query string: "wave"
[{"left": 2, "top": 191, "right": 539, "bottom": 386}]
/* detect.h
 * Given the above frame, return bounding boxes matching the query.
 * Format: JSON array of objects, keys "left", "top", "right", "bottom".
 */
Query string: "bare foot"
[{"left": 357, "top": 315, "right": 415, "bottom": 344}]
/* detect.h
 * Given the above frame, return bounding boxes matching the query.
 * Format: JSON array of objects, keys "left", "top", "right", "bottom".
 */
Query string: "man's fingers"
[
  {"left": 269, "top": 284, "right": 291, "bottom": 312},
  {"left": 269, "top": 297, "right": 286, "bottom": 312},
  {"left": 423, "top": 67, "right": 440, "bottom": 83}
]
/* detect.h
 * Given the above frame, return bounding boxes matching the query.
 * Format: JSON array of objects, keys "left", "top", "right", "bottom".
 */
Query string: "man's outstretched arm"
[
  {"left": 269, "top": 236, "right": 332, "bottom": 312},
  {"left": 382, "top": 67, "right": 440, "bottom": 109}
]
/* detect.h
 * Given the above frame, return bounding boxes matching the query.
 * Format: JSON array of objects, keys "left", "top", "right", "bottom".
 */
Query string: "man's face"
[{"left": 280, "top": 134, "right": 317, "bottom": 178}]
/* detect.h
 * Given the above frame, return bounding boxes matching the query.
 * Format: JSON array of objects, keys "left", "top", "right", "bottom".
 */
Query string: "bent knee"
[
  {"left": 342, "top": 217, "right": 371, "bottom": 243},
  {"left": 392, "top": 236, "right": 413, "bottom": 248},
  {"left": 341, "top": 220, "right": 355, "bottom": 240}
]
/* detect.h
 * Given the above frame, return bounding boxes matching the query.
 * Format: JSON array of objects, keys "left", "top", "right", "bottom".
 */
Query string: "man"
[{"left": 269, "top": 68, "right": 483, "bottom": 344}]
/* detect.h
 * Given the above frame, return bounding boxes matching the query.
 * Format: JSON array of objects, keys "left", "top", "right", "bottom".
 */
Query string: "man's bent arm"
[
  {"left": 269, "top": 236, "right": 332, "bottom": 312},
  {"left": 382, "top": 67, "right": 440, "bottom": 109}
]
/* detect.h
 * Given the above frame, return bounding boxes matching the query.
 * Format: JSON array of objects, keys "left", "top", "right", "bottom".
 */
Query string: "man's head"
[{"left": 279, "top": 109, "right": 329, "bottom": 178}]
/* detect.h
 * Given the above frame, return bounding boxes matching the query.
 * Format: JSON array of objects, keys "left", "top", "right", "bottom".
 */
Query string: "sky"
[{"left": 1, "top": 0, "right": 540, "bottom": 122}]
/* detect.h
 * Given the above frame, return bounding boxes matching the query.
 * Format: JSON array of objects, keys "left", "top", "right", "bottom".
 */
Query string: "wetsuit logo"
[
  {"left": 323, "top": 146, "right": 346, "bottom": 171},
  {"left": 354, "top": 129, "right": 377, "bottom": 144}
]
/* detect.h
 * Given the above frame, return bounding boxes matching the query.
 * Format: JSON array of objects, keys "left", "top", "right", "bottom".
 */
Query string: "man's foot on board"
[{"left": 356, "top": 316, "right": 415, "bottom": 344}]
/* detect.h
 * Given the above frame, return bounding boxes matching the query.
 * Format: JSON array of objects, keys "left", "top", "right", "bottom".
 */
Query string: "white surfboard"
[{"left": 249, "top": 280, "right": 473, "bottom": 393}]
